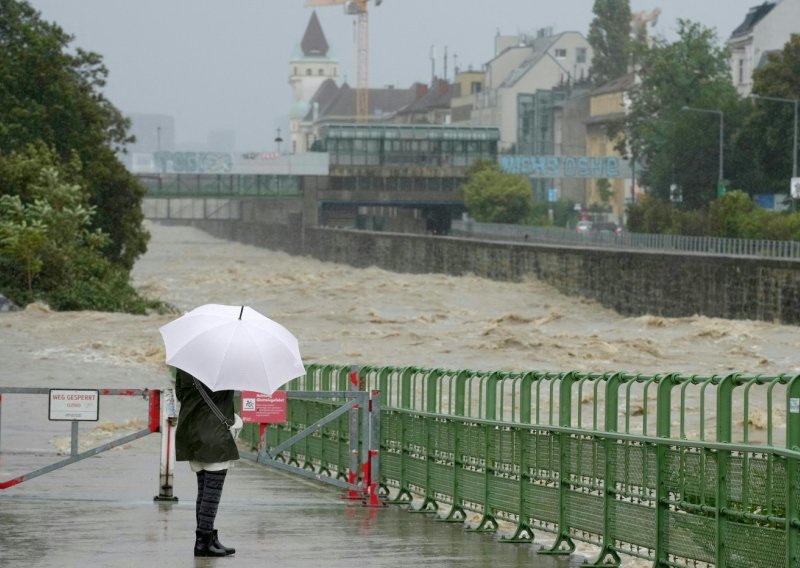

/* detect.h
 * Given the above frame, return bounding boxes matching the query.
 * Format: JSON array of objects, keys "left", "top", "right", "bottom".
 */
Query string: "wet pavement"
[{"left": 0, "top": 423, "right": 577, "bottom": 568}]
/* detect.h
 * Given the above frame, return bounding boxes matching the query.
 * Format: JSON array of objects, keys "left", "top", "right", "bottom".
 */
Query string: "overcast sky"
[{"left": 27, "top": 0, "right": 759, "bottom": 151}]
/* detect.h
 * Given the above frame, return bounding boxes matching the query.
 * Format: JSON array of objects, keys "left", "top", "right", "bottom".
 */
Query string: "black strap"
[{"left": 192, "top": 377, "right": 232, "bottom": 428}]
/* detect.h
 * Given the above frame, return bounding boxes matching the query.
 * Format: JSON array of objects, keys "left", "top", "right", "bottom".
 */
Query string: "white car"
[{"left": 576, "top": 220, "right": 593, "bottom": 234}]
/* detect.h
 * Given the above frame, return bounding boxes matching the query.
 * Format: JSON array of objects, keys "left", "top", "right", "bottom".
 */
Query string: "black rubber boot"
[
  {"left": 212, "top": 529, "right": 236, "bottom": 555},
  {"left": 194, "top": 530, "right": 227, "bottom": 557}
]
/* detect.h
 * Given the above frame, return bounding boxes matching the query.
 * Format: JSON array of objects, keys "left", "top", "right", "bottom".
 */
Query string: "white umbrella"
[{"left": 159, "top": 304, "right": 305, "bottom": 394}]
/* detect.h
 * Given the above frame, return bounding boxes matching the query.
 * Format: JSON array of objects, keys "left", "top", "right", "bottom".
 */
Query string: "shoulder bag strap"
[{"left": 192, "top": 376, "right": 232, "bottom": 427}]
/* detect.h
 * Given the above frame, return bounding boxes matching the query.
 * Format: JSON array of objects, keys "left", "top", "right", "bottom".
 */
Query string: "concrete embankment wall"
[{"left": 173, "top": 219, "right": 800, "bottom": 325}]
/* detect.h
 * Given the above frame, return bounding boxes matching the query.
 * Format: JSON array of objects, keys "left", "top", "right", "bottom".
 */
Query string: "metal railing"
[
  {"left": 266, "top": 364, "right": 800, "bottom": 567},
  {"left": 452, "top": 220, "right": 800, "bottom": 261}
]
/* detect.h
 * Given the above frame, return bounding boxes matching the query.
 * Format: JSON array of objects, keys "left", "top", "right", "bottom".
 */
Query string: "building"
[
  {"left": 727, "top": 0, "right": 800, "bottom": 96},
  {"left": 394, "top": 79, "right": 453, "bottom": 124},
  {"left": 288, "top": 11, "right": 341, "bottom": 154},
  {"left": 471, "top": 28, "right": 592, "bottom": 152},
  {"left": 449, "top": 69, "right": 484, "bottom": 124},
  {"left": 585, "top": 73, "right": 637, "bottom": 221},
  {"left": 315, "top": 122, "right": 499, "bottom": 232}
]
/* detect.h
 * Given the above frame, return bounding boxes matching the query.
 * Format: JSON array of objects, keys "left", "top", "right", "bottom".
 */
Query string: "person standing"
[{"left": 174, "top": 367, "right": 240, "bottom": 557}]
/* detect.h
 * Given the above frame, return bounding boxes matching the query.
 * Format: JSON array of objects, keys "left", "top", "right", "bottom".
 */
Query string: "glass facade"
[
  {"left": 319, "top": 123, "right": 499, "bottom": 169},
  {"left": 517, "top": 90, "right": 567, "bottom": 202}
]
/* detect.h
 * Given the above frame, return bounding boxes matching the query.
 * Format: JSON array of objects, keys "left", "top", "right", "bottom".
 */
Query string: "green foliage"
[
  {"left": 0, "top": 0, "right": 148, "bottom": 269},
  {"left": 596, "top": 178, "right": 613, "bottom": 203},
  {"left": 628, "top": 191, "right": 800, "bottom": 240},
  {"left": 733, "top": 34, "right": 800, "bottom": 196},
  {"left": 623, "top": 20, "right": 740, "bottom": 209},
  {"left": 530, "top": 200, "right": 580, "bottom": 227},
  {"left": 588, "top": 0, "right": 632, "bottom": 85},
  {"left": 461, "top": 166, "right": 532, "bottom": 224},
  {"left": 0, "top": 150, "right": 168, "bottom": 313}
]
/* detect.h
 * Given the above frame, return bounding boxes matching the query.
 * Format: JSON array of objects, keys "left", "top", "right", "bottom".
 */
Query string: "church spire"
[{"left": 301, "top": 11, "right": 329, "bottom": 56}]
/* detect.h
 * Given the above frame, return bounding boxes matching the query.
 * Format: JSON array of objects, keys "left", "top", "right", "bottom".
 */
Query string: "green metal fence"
[{"left": 249, "top": 364, "right": 800, "bottom": 567}]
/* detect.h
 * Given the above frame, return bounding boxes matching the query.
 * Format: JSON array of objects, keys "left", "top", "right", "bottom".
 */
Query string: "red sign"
[{"left": 240, "top": 391, "right": 287, "bottom": 424}]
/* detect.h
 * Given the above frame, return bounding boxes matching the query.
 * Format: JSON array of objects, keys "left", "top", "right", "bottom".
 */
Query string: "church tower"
[{"left": 289, "top": 11, "right": 339, "bottom": 153}]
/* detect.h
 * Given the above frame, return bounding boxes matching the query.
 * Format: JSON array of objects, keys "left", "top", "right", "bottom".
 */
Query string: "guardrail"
[
  {"left": 270, "top": 364, "right": 800, "bottom": 567},
  {"left": 452, "top": 219, "right": 800, "bottom": 261}
]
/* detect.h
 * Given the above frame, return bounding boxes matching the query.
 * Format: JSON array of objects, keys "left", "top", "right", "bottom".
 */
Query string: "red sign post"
[
  {"left": 241, "top": 391, "right": 287, "bottom": 454},
  {"left": 240, "top": 391, "right": 287, "bottom": 424}
]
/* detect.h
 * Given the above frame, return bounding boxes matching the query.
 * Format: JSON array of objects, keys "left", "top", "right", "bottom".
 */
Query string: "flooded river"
[{"left": 2, "top": 220, "right": 798, "bottom": 392}]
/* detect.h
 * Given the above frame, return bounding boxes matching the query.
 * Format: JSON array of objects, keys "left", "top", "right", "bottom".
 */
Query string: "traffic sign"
[
  {"left": 791, "top": 177, "right": 800, "bottom": 199},
  {"left": 49, "top": 389, "right": 99, "bottom": 421}
]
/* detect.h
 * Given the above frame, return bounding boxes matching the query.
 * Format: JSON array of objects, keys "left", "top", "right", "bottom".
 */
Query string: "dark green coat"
[{"left": 174, "top": 368, "right": 240, "bottom": 463}]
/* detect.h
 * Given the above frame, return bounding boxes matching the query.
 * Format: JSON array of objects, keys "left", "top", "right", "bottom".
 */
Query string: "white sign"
[
  {"left": 49, "top": 389, "right": 100, "bottom": 421},
  {"left": 791, "top": 177, "right": 800, "bottom": 199},
  {"left": 790, "top": 397, "right": 800, "bottom": 414}
]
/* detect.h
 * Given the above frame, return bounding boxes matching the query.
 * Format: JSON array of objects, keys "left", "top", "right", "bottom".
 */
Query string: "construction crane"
[{"left": 305, "top": 0, "right": 382, "bottom": 122}]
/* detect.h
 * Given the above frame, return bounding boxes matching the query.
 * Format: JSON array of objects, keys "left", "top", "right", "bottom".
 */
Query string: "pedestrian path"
[{"left": 0, "top": 433, "right": 572, "bottom": 568}]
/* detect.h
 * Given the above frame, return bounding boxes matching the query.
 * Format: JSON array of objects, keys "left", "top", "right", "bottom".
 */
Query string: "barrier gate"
[
  {"left": 241, "top": 387, "right": 383, "bottom": 507},
  {"left": 0, "top": 387, "right": 178, "bottom": 501},
  {"left": 0, "top": 384, "right": 382, "bottom": 507}
]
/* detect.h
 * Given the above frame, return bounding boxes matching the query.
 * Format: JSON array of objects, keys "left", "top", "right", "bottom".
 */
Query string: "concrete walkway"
[{"left": 0, "top": 430, "right": 575, "bottom": 568}]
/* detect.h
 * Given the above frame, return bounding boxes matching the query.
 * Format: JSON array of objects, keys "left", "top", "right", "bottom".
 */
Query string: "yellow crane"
[{"left": 305, "top": 0, "right": 382, "bottom": 122}]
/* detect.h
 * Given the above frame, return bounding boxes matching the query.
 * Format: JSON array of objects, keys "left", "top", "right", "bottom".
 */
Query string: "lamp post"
[
  {"left": 681, "top": 105, "right": 725, "bottom": 196},
  {"left": 750, "top": 94, "right": 799, "bottom": 180},
  {"left": 274, "top": 128, "right": 283, "bottom": 155}
]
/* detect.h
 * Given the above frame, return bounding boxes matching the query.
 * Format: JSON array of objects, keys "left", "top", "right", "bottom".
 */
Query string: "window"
[
  {"left": 319, "top": 68, "right": 324, "bottom": 75},
  {"left": 739, "top": 59, "right": 744, "bottom": 83},
  {"left": 576, "top": 47, "right": 587, "bottom": 63},
  {"left": 306, "top": 68, "right": 311, "bottom": 76},
  {"left": 555, "top": 48, "right": 567, "bottom": 59},
  {"left": 470, "top": 81, "right": 482, "bottom": 94}
]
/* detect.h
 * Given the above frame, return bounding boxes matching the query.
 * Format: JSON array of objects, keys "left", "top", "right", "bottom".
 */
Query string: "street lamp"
[
  {"left": 749, "top": 93, "right": 799, "bottom": 180},
  {"left": 274, "top": 128, "right": 283, "bottom": 155},
  {"left": 681, "top": 105, "right": 725, "bottom": 195}
]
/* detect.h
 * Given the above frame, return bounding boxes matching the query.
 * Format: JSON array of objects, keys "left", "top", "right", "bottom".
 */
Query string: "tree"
[
  {"left": 0, "top": 0, "right": 148, "bottom": 269},
  {"left": 461, "top": 162, "right": 532, "bottom": 224},
  {"left": 622, "top": 20, "right": 741, "bottom": 209},
  {"left": 733, "top": 34, "right": 800, "bottom": 196},
  {"left": 0, "top": 147, "right": 165, "bottom": 312},
  {"left": 588, "top": 0, "right": 632, "bottom": 86}
]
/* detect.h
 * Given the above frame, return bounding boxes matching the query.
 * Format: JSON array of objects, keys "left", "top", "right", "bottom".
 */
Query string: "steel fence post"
[
  {"left": 364, "top": 390, "right": 384, "bottom": 507},
  {"left": 588, "top": 372, "right": 622, "bottom": 566},
  {"left": 540, "top": 371, "right": 577, "bottom": 555},
  {"left": 400, "top": 367, "right": 415, "bottom": 410},
  {"left": 785, "top": 374, "right": 800, "bottom": 566},
  {"left": 714, "top": 374, "right": 736, "bottom": 568},
  {"left": 425, "top": 369, "right": 442, "bottom": 414},
  {"left": 454, "top": 370, "right": 470, "bottom": 417},
  {"left": 654, "top": 373, "right": 677, "bottom": 566},
  {"left": 343, "top": 364, "right": 361, "bottom": 500},
  {"left": 154, "top": 388, "right": 179, "bottom": 502}
]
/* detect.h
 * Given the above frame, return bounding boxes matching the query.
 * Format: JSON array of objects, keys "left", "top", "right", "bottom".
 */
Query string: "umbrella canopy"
[{"left": 159, "top": 304, "right": 305, "bottom": 394}]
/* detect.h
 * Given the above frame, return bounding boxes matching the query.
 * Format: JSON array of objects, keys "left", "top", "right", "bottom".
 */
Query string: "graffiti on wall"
[
  {"left": 500, "top": 155, "right": 627, "bottom": 178},
  {"left": 152, "top": 151, "right": 282, "bottom": 173},
  {"left": 154, "top": 152, "right": 233, "bottom": 174}
]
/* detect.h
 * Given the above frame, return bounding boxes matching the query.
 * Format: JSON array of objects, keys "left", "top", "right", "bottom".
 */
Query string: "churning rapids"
[{"left": 2, "top": 221, "right": 799, "bottom": 391}]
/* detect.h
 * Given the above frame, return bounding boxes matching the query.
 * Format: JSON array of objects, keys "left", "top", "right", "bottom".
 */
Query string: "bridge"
[{"left": 136, "top": 123, "right": 499, "bottom": 233}]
